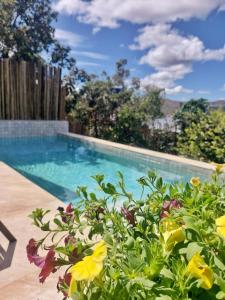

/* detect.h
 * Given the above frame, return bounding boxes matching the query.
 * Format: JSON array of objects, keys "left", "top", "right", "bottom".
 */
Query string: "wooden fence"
[{"left": 0, "top": 59, "right": 66, "bottom": 120}]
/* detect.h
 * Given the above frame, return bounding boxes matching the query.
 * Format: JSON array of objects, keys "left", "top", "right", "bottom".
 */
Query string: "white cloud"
[
  {"left": 53, "top": 0, "right": 225, "bottom": 95},
  {"left": 54, "top": 29, "right": 83, "bottom": 47},
  {"left": 131, "top": 24, "right": 225, "bottom": 93},
  {"left": 198, "top": 90, "right": 211, "bottom": 94},
  {"left": 54, "top": 0, "right": 225, "bottom": 30},
  {"left": 165, "top": 86, "right": 193, "bottom": 95},
  {"left": 77, "top": 61, "right": 100, "bottom": 67},
  {"left": 71, "top": 50, "right": 108, "bottom": 60}
]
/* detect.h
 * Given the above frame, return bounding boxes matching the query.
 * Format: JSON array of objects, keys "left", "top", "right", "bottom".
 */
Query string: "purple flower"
[
  {"left": 26, "top": 239, "right": 56, "bottom": 283},
  {"left": 57, "top": 273, "right": 72, "bottom": 298},
  {"left": 160, "top": 199, "right": 182, "bottom": 218},
  {"left": 121, "top": 207, "right": 136, "bottom": 226},
  {"left": 26, "top": 239, "right": 45, "bottom": 268},
  {"left": 58, "top": 203, "right": 74, "bottom": 223},
  {"left": 39, "top": 250, "right": 56, "bottom": 283}
]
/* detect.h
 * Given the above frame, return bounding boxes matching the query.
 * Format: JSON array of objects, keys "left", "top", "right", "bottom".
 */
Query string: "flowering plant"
[{"left": 27, "top": 168, "right": 225, "bottom": 300}]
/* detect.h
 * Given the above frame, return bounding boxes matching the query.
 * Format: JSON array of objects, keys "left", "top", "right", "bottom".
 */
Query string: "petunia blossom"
[
  {"left": 163, "top": 226, "right": 185, "bottom": 251},
  {"left": 57, "top": 273, "right": 72, "bottom": 298},
  {"left": 190, "top": 177, "right": 201, "bottom": 187},
  {"left": 39, "top": 250, "right": 56, "bottom": 283},
  {"left": 26, "top": 239, "right": 56, "bottom": 283},
  {"left": 121, "top": 207, "right": 136, "bottom": 226},
  {"left": 68, "top": 240, "right": 107, "bottom": 297},
  {"left": 26, "top": 239, "right": 45, "bottom": 268},
  {"left": 216, "top": 215, "right": 225, "bottom": 238},
  {"left": 186, "top": 252, "right": 213, "bottom": 290},
  {"left": 160, "top": 199, "right": 182, "bottom": 218}
]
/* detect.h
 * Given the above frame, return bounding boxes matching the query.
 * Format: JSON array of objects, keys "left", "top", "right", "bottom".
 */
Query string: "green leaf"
[
  {"left": 186, "top": 242, "right": 203, "bottom": 261},
  {"left": 160, "top": 267, "right": 174, "bottom": 280},
  {"left": 156, "top": 177, "right": 163, "bottom": 190},
  {"left": 54, "top": 218, "right": 63, "bottom": 228},
  {"left": 104, "top": 233, "right": 113, "bottom": 246},
  {"left": 130, "top": 277, "right": 155, "bottom": 290},
  {"left": 156, "top": 296, "right": 172, "bottom": 300},
  {"left": 41, "top": 221, "right": 50, "bottom": 231},
  {"left": 214, "top": 255, "right": 225, "bottom": 271},
  {"left": 216, "top": 291, "right": 225, "bottom": 299}
]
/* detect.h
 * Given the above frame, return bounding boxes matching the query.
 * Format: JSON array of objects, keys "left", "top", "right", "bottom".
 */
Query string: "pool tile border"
[
  {"left": 0, "top": 120, "right": 69, "bottom": 137},
  {"left": 60, "top": 133, "right": 215, "bottom": 176}
]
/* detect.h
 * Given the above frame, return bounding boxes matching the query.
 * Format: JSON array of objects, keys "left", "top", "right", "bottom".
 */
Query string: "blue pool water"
[{"left": 0, "top": 136, "right": 206, "bottom": 204}]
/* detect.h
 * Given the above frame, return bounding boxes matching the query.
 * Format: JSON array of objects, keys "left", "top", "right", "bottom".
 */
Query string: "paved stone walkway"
[{"left": 0, "top": 162, "right": 64, "bottom": 300}]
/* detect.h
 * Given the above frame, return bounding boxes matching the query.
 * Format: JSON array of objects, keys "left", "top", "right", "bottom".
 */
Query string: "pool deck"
[{"left": 0, "top": 162, "right": 63, "bottom": 300}]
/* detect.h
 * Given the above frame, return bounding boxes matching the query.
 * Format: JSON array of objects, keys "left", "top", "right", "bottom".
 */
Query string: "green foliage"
[
  {"left": 174, "top": 98, "right": 209, "bottom": 131},
  {"left": 0, "top": 0, "right": 74, "bottom": 68},
  {"left": 28, "top": 169, "right": 225, "bottom": 299},
  {"left": 112, "top": 59, "right": 130, "bottom": 88},
  {"left": 177, "top": 110, "right": 225, "bottom": 163},
  {"left": 110, "top": 102, "right": 146, "bottom": 145},
  {"left": 67, "top": 59, "right": 165, "bottom": 149}
]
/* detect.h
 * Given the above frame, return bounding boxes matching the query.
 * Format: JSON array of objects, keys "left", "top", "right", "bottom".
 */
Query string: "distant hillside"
[
  {"left": 161, "top": 99, "right": 225, "bottom": 116},
  {"left": 161, "top": 99, "right": 183, "bottom": 116},
  {"left": 209, "top": 100, "right": 225, "bottom": 109}
]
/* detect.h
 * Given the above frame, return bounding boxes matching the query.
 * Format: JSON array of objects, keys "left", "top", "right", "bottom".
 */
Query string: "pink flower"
[
  {"left": 26, "top": 239, "right": 45, "bottom": 268},
  {"left": 121, "top": 207, "right": 136, "bottom": 226},
  {"left": 66, "top": 203, "right": 73, "bottom": 214},
  {"left": 58, "top": 203, "right": 74, "bottom": 223},
  {"left": 26, "top": 239, "right": 56, "bottom": 283},
  {"left": 160, "top": 199, "right": 182, "bottom": 218},
  {"left": 39, "top": 250, "right": 56, "bottom": 283},
  {"left": 57, "top": 273, "right": 72, "bottom": 298}
]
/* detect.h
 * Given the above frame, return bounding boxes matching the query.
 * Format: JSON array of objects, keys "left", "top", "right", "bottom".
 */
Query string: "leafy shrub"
[
  {"left": 109, "top": 103, "right": 147, "bottom": 146},
  {"left": 174, "top": 98, "right": 209, "bottom": 132},
  {"left": 177, "top": 110, "right": 225, "bottom": 163},
  {"left": 27, "top": 168, "right": 225, "bottom": 300}
]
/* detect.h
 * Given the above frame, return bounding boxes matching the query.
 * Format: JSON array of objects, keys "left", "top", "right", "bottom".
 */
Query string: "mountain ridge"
[{"left": 162, "top": 99, "right": 225, "bottom": 116}]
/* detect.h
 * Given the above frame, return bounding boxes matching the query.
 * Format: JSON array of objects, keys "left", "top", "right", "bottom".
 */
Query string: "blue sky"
[{"left": 52, "top": 0, "right": 225, "bottom": 101}]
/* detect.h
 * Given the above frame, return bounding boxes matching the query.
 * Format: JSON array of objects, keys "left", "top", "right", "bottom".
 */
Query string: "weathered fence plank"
[{"left": 0, "top": 59, "right": 65, "bottom": 120}]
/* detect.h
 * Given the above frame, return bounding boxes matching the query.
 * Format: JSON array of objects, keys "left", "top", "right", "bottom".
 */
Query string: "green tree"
[
  {"left": 0, "top": 0, "right": 74, "bottom": 68},
  {"left": 174, "top": 98, "right": 209, "bottom": 131},
  {"left": 112, "top": 59, "right": 130, "bottom": 88},
  {"left": 66, "top": 59, "right": 168, "bottom": 150},
  {"left": 177, "top": 110, "right": 225, "bottom": 163},
  {"left": 112, "top": 103, "right": 146, "bottom": 146},
  {"left": 141, "top": 85, "right": 164, "bottom": 121}
]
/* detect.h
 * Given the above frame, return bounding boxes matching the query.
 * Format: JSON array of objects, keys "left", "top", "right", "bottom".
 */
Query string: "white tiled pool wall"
[
  {"left": 62, "top": 133, "right": 214, "bottom": 178},
  {"left": 0, "top": 121, "right": 69, "bottom": 137}
]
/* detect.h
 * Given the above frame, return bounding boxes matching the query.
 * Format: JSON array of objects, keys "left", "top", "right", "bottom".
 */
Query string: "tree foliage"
[
  {"left": 177, "top": 110, "right": 225, "bottom": 163},
  {"left": 66, "top": 59, "right": 165, "bottom": 147},
  {"left": 0, "top": 0, "right": 74, "bottom": 68},
  {"left": 174, "top": 98, "right": 209, "bottom": 131}
]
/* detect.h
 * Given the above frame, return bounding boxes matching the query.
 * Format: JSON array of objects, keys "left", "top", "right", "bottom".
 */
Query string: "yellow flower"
[
  {"left": 92, "top": 240, "right": 108, "bottom": 262},
  {"left": 161, "top": 219, "right": 178, "bottom": 232},
  {"left": 163, "top": 227, "right": 185, "bottom": 251},
  {"left": 186, "top": 253, "right": 213, "bottom": 290},
  {"left": 213, "top": 163, "right": 225, "bottom": 173},
  {"left": 68, "top": 240, "right": 107, "bottom": 297},
  {"left": 216, "top": 215, "right": 225, "bottom": 238},
  {"left": 190, "top": 177, "right": 201, "bottom": 187}
]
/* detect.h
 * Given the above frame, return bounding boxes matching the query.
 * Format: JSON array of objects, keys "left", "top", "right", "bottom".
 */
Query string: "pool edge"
[{"left": 59, "top": 132, "right": 215, "bottom": 173}]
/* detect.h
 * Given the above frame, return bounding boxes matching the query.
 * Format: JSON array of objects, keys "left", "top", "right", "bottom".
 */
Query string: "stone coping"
[
  {"left": 0, "top": 162, "right": 63, "bottom": 300},
  {"left": 60, "top": 132, "right": 215, "bottom": 173}
]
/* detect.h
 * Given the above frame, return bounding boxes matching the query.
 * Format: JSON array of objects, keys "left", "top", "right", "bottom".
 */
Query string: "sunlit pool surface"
[{"left": 0, "top": 136, "right": 207, "bottom": 204}]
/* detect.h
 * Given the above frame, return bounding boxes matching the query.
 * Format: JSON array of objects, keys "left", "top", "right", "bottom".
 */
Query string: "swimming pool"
[{"left": 0, "top": 135, "right": 210, "bottom": 203}]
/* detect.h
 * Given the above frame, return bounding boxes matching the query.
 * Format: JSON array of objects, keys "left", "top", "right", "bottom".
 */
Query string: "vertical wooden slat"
[{"left": 0, "top": 58, "right": 64, "bottom": 120}]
